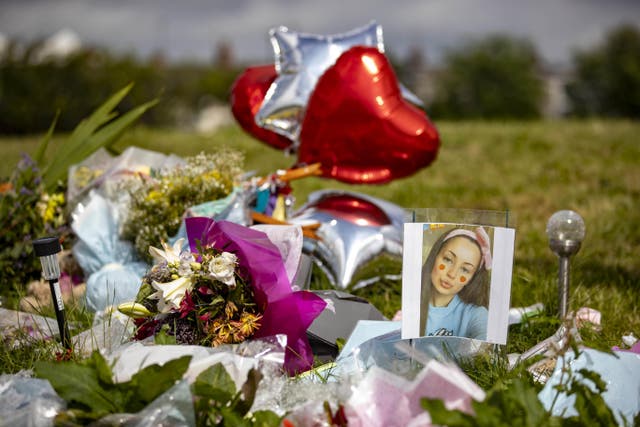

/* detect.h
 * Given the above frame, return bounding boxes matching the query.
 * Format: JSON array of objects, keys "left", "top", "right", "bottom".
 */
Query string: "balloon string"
[
  {"left": 251, "top": 211, "right": 321, "bottom": 240},
  {"left": 258, "top": 163, "right": 322, "bottom": 185}
]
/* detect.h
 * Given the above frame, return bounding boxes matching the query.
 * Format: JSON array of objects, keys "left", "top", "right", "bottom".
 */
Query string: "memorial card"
[{"left": 401, "top": 222, "right": 515, "bottom": 344}]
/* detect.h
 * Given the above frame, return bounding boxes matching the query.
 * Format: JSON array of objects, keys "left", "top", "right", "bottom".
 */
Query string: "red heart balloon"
[
  {"left": 310, "top": 193, "right": 391, "bottom": 227},
  {"left": 298, "top": 47, "right": 440, "bottom": 184},
  {"left": 230, "top": 65, "right": 293, "bottom": 150}
]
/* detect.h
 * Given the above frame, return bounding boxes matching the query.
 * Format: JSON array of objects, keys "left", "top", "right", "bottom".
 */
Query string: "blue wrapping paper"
[
  {"left": 538, "top": 348, "right": 640, "bottom": 425},
  {"left": 72, "top": 193, "right": 148, "bottom": 311}
]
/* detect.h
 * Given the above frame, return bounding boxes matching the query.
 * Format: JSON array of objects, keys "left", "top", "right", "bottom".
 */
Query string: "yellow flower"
[
  {"left": 209, "top": 320, "right": 234, "bottom": 347},
  {"left": 238, "top": 312, "right": 262, "bottom": 336},
  {"left": 146, "top": 189, "right": 163, "bottom": 202},
  {"left": 224, "top": 301, "right": 238, "bottom": 318}
]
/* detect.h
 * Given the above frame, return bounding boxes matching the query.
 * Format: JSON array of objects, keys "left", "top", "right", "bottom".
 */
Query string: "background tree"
[
  {"left": 0, "top": 42, "right": 242, "bottom": 134},
  {"left": 565, "top": 24, "right": 640, "bottom": 118},
  {"left": 428, "top": 35, "right": 545, "bottom": 119}
]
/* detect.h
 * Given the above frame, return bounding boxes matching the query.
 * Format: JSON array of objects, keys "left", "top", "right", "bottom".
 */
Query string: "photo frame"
[{"left": 401, "top": 218, "right": 515, "bottom": 345}]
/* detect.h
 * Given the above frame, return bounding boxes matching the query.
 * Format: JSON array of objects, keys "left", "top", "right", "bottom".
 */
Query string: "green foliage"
[
  {"left": 0, "top": 84, "right": 155, "bottom": 293},
  {"left": 40, "top": 83, "right": 157, "bottom": 192},
  {"left": 3, "top": 120, "right": 639, "bottom": 344},
  {"left": 192, "top": 363, "right": 282, "bottom": 426},
  {"left": 0, "top": 327, "right": 68, "bottom": 373},
  {"left": 0, "top": 154, "right": 68, "bottom": 294},
  {"left": 34, "top": 351, "right": 191, "bottom": 424},
  {"left": 429, "top": 35, "right": 546, "bottom": 119},
  {"left": 566, "top": 24, "right": 640, "bottom": 118},
  {"left": 9, "top": 338, "right": 280, "bottom": 425},
  {"left": 422, "top": 360, "right": 619, "bottom": 426},
  {"left": 423, "top": 375, "right": 553, "bottom": 427}
]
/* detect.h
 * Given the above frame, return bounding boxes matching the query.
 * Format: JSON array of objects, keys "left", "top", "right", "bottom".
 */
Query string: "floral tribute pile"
[
  {"left": 120, "top": 217, "right": 327, "bottom": 375},
  {"left": 119, "top": 150, "right": 243, "bottom": 262}
]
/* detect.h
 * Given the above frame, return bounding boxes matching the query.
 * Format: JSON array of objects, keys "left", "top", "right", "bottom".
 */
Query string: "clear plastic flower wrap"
[
  {"left": 0, "top": 372, "right": 65, "bottom": 427},
  {"left": 67, "top": 146, "right": 184, "bottom": 215},
  {"left": 88, "top": 380, "right": 195, "bottom": 427},
  {"left": 339, "top": 327, "right": 492, "bottom": 380}
]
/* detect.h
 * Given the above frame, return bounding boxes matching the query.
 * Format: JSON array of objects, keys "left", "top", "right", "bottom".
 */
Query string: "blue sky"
[{"left": 1, "top": 0, "right": 639, "bottom": 66}]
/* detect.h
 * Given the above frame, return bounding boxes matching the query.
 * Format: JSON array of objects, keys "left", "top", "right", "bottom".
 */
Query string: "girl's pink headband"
[{"left": 443, "top": 227, "right": 493, "bottom": 271}]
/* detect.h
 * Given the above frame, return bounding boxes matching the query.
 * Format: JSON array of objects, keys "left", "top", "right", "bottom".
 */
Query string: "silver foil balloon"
[
  {"left": 288, "top": 190, "right": 404, "bottom": 289},
  {"left": 256, "top": 21, "right": 423, "bottom": 145}
]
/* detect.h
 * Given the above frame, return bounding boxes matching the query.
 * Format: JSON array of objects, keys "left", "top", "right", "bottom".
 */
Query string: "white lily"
[
  {"left": 208, "top": 252, "right": 237, "bottom": 287},
  {"left": 150, "top": 276, "right": 193, "bottom": 312},
  {"left": 149, "top": 238, "right": 186, "bottom": 264}
]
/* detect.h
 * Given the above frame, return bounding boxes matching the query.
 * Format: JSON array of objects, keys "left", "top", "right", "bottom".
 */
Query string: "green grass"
[{"left": 1, "top": 119, "right": 639, "bottom": 365}]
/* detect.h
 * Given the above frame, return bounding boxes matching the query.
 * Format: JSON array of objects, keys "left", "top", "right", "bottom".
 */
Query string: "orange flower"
[{"left": 238, "top": 312, "right": 262, "bottom": 336}]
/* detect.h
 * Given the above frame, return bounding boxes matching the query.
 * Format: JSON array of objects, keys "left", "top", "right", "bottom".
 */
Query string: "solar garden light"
[
  {"left": 546, "top": 210, "right": 586, "bottom": 320},
  {"left": 33, "top": 236, "right": 72, "bottom": 349}
]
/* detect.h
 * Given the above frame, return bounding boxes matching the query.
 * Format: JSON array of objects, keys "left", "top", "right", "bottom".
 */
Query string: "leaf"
[
  {"left": 34, "top": 110, "right": 59, "bottom": 166},
  {"left": 421, "top": 398, "right": 475, "bottom": 427},
  {"left": 44, "top": 84, "right": 131, "bottom": 173},
  {"left": 127, "top": 355, "right": 192, "bottom": 408},
  {"left": 219, "top": 406, "right": 249, "bottom": 427},
  {"left": 250, "top": 411, "right": 283, "bottom": 427},
  {"left": 41, "top": 83, "right": 158, "bottom": 191},
  {"left": 566, "top": 368, "right": 618, "bottom": 426},
  {"left": 575, "top": 368, "right": 608, "bottom": 394},
  {"left": 88, "top": 350, "right": 116, "bottom": 386},
  {"left": 66, "top": 98, "right": 158, "bottom": 167},
  {"left": 154, "top": 326, "right": 177, "bottom": 345},
  {"left": 235, "top": 368, "right": 263, "bottom": 416},
  {"left": 34, "top": 359, "right": 118, "bottom": 415},
  {"left": 193, "top": 363, "right": 236, "bottom": 404},
  {"left": 571, "top": 384, "right": 618, "bottom": 425}
]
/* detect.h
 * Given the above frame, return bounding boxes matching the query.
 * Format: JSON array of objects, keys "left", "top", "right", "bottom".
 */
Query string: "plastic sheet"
[
  {"left": 72, "top": 310, "right": 135, "bottom": 357},
  {"left": 538, "top": 348, "right": 640, "bottom": 425},
  {"left": 340, "top": 328, "right": 492, "bottom": 380},
  {"left": 67, "top": 146, "right": 184, "bottom": 212},
  {"left": 0, "top": 372, "right": 65, "bottom": 427},
  {"left": 280, "top": 343, "right": 485, "bottom": 426},
  {"left": 90, "top": 380, "right": 195, "bottom": 427},
  {"left": 106, "top": 335, "right": 286, "bottom": 389},
  {"left": 343, "top": 360, "right": 484, "bottom": 427},
  {"left": 0, "top": 307, "right": 60, "bottom": 343},
  {"left": 72, "top": 192, "right": 148, "bottom": 311}
]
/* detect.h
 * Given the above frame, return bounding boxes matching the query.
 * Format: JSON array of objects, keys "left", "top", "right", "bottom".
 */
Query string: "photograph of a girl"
[{"left": 419, "top": 226, "right": 492, "bottom": 340}]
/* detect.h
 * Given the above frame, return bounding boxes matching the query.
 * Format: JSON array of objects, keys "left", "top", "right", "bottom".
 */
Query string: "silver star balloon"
[
  {"left": 288, "top": 190, "right": 405, "bottom": 289},
  {"left": 256, "top": 21, "right": 424, "bottom": 145}
]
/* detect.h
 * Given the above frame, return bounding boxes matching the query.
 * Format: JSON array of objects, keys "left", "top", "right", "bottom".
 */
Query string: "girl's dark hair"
[{"left": 420, "top": 227, "right": 490, "bottom": 308}]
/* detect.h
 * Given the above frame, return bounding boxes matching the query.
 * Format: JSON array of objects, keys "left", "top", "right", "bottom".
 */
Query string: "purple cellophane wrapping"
[{"left": 185, "top": 217, "right": 326, "bottom": 375}]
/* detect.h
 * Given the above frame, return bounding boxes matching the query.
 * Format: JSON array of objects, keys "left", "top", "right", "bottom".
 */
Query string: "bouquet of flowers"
[
  {"left": 120, "top": 150, "right": 243, "bottom": 262},
  {"left": 0, "top": 154, "right": 69, "bottom": 289},
  {"left": 125, "top": 236, "right": 263, "bottom": 347},
  {"left": 120, "top": 217, "right": 327, "bottom": 375}
]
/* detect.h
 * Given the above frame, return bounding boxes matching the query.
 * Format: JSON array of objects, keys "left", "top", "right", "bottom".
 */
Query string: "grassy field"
[{"left": 2, "top": 119, "right": 639, "bottom": 355}]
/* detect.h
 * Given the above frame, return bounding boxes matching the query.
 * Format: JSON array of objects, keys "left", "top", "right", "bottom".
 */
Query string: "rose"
[{"left": 207, "top": 252, "right": 238, "bottom": 287}]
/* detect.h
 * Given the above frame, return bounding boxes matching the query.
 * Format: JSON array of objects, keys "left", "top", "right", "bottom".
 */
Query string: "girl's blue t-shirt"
[{"left": 426, "top": 295, "right": 488, "bottom": 340}]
